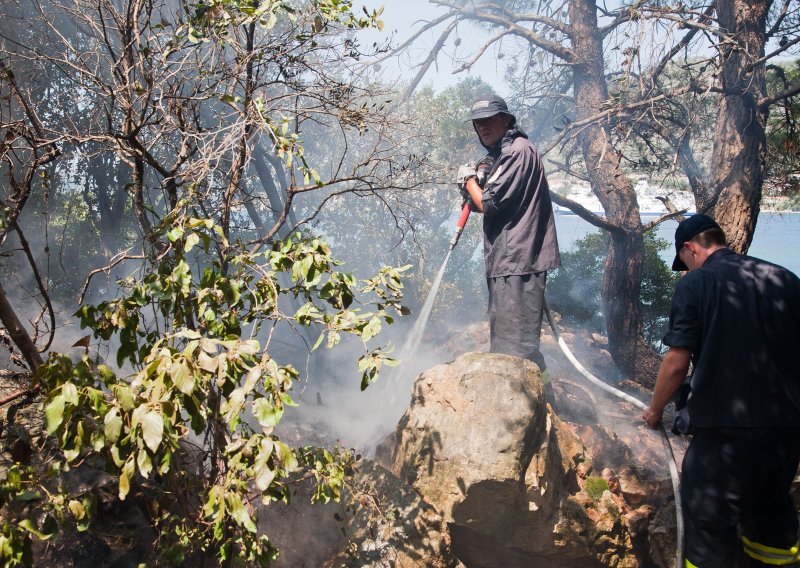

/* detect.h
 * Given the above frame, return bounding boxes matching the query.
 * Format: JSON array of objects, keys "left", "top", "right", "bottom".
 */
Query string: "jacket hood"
[{"left": 477, "top": 124, "right": 529, "bottom": 154}]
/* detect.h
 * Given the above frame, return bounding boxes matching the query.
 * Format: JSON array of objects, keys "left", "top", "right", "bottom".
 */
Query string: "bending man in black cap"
[
  {"left": 644, "top": 214, "right": 800, "bottom": 567},
  {"left": 461, "top": 94, "right": 560, "bottom": 381}
]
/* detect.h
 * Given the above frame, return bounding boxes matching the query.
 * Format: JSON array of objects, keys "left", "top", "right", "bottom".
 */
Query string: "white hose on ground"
[{"left": 543, "top": 299, "right": 684, "bottom": 568}]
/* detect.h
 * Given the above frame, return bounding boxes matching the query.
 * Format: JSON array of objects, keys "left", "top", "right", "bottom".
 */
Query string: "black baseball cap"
[
  {"left": 671, "top": 214, "right": 721, "bottom": 271},
  {"left": 469, "top": 95, "right": 516, "bottom": 124}
]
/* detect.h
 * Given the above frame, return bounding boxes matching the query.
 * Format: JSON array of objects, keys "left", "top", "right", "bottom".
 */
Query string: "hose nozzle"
[{"left": 449, "top": 201, "right": 472, "bottom": 250}]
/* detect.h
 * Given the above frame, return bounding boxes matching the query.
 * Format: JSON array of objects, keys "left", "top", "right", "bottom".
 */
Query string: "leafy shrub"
[
  {"left": 2, "top": 215, "right": 408, "bottom": 566},
  {"left": 548, "top": 230, "right": 679, "bottom": 349}
]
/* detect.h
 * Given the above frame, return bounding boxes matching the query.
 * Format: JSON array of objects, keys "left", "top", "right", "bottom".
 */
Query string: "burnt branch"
[
  {"left": 0, "top": 283, "right": 44, "bottom": 372},
  {"left": 647, "top": 5, "right": 715, "bottom": 85},
  {"left": 12, "top": 221, "right": 55, "bottom": 352}
]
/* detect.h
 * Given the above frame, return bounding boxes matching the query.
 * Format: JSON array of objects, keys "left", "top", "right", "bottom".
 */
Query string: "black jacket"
[
  {"left": 664, "top": 249, "right": 800, "bottom": 428},
  {"left": 480, "top": 127, "right": 560, "bottom": 277}
]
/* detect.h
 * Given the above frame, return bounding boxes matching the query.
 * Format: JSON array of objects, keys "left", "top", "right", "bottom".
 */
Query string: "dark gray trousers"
[{"left": 487, "top": 272, "right": 547, "bottom": 371}]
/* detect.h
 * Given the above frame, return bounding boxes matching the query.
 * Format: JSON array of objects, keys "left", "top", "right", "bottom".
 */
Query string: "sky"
[
  {"left": 360, "top": 0, "right": 799, "bottom": 97},
  {"left": 359, "top": 0, "right": 511, "bottom": 95}
]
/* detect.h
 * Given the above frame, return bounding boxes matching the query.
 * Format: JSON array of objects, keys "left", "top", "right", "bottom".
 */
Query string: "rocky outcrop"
[
  {"left": 262, "top": 459, "right": 461, "bottom": 568},
  {"left": 323, "top": 461, "right": 462, "bottom": 567},
  {"left": 376, "top": 352, "right": 652, "bottom": 567}
]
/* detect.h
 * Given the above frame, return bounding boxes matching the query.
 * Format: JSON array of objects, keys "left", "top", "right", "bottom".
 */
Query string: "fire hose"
[
  {"left": 542, "top": 300, "right": 684, "bottom": 568},
  {"left": 448, "top": 195, "right": 684, "bottom": 567}
]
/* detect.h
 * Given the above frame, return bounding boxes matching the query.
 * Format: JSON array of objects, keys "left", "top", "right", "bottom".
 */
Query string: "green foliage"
[
  {"left": 549, "top": 229, "right": 679, "bottom": 348},
  {"left": 0, "top": 464, "right": 99, "bottom": 566},
  {"left": 639, "top": 232, "right": 682, "bottom": 347},
  {"left": 765, "top": 59, "right": 800, "bottom": 199},
  {"left": 0, "top": 1, "right": 408, "bottom": 562},
  {"left": 548, "top": 232, "right": 607, "bottom": 325},
  {"left": 7, "top": 213, "right": 408, "bottom": 565},
  {"left": 584, "top": 476, "right": 609, "bottom": 500}
]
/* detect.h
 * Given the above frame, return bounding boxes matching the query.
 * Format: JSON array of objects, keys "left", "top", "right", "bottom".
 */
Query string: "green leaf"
[
  {"left": 104, "top": 408, "right": 123, "bottom": 443},
  {"left": 137, "top": 450, "right": 153, "bottom": 478},
  {"left": 61, "top": 382, "right": 79, "bottom": 405},
  {"left": 252, "top": 398, "right": 283, "bottom": 429},
  {"left": 109, "top": 444, "right": 124, "bottom": 468},
  {"left": 280, "top": 392, "right": 298, "bottom": 407},
  {"left": 18, "top": 518, "right": 56, "bottom": 540},
  {"left": 170, "top": 359, "right": 195, "bottom": 395},
  {"left": 90, "top": 429, "right": 105, "bottom": 452},
  {"left": 294, "top": 302, "right": 322, "bottom": 325},
  {"left": 293, "top": 254, "right": 313, "bottom": 282},
  {"left": 119, "top": 459, "right": 134, "bottom": 500},
  {"left": 68, "top": 499, "right": 86, "bottom": 520},
  {"left": 158, "top": 451, "right": 172, "bottom": 475},
  {"left": 167, "top": 227, "right": 184, "bottom": 242},
  {"left": 361, "top": 318, "right": 382, "bottom": 342},
  {"left": 184, "top": 232, "right": 200, "bottom": 252},
  {"left": 225, "top": 492, "right": 257, "bottom": 532},
  {"left": 275, "top": 441, "right": 298, "bottom": 472},
  {"left": 253, "top": 460, "right": 276, "bottom": 492},
  {"left": 113, "top": 385, "right": 136, "bottom": 411},
  {"left": 197, "top": 351, "right": 219, "bottom": 373},
  {"left": 45, "top": 395, "right": 65, "bottom": 434},
  {"left": 14, "top": 490, "right": 42, "bottom": 502},
  {"left": 141, "top": 411, "right": 164, "bottom": 453}
]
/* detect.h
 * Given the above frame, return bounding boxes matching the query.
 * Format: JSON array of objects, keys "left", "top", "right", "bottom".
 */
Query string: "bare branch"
[
  {"left": 79, "top": 250, "right": 148, "bottom": 305},
  {"left": 451, "top": 27, "right": 513, "bottom": 73},
  {"left": 449, "top": 4, "right": 576, "bottom": 61},
  {"left": 766, "top": 0, "right": 793, "bottom": 39},
  {"left": 746, "top": 35, "right": 800, "bottom": 73},
  {"left": 399, "top": 18, "right": 459, "bottom": 102},
  {"left": 549, "top": 191, "right": 623, "bottom": 234},
  {"left": 647, "top": 5, "right": 715, "bottom": 84},
  {"left": 758, "top": 81, "right": 800, "bottom": 110},
  {"left": 12, "top": 221, "right": 56, "bottom": 352},
  {"left": 365, "top": 11, "right": 455, "bottom": 68},
  {"left": 642, "top": 203, "right": 688, "bottom": 233}
]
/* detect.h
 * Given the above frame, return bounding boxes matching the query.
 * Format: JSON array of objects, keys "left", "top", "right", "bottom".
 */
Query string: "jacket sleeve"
[
  {"left": 481, "top": 143, "right": 537, "bottom": 218},
  {"left": 662, "top": 274, "right": 702, "bottom": 351}
]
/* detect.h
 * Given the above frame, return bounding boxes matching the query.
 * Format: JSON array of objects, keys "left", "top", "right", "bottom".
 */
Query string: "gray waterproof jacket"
[{"left": 481, "top": 127, "right": 561, "bottom": 277}]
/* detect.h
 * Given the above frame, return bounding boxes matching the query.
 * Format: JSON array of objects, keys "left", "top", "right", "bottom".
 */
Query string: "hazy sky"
[{"left": 360, "top": 0, "right": 510, "bottom": 94}]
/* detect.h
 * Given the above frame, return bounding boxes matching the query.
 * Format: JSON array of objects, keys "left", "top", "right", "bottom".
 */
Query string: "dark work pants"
[
  {"left": 487, "top": 272, "right": 547, "bottom": 372},
  {"left": 681, "top": 427, "right": 800, "bottom": 567}
]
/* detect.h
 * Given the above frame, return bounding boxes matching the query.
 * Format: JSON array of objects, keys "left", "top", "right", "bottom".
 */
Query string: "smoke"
[{"left": 278, "top": 313, "right": 449, "bottom": 453}]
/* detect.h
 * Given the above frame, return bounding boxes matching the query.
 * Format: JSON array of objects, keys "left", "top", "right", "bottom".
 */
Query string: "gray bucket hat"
[{"left": 469, "top": 95, "right": 516, "bottom": 124}]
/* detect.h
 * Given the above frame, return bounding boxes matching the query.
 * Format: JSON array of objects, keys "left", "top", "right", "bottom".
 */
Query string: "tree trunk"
[
  {"left": 570, "top": 0, "right": 653, "bottom": 382},
  {"left": 706, "top": 0, "right": 771, "bottom": 253}
]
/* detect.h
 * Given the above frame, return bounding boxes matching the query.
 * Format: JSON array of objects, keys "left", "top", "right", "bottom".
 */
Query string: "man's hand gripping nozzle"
[{"left": 450, "top": 157, "right": 494, "bottom": 250}]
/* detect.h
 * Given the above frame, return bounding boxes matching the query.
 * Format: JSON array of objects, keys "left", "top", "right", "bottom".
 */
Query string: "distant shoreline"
[{"left": 553, "top": 206, "right": 800, "bottom": 216}]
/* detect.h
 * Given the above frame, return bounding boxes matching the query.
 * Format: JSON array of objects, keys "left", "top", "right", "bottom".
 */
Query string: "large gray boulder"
[{"left": 376, "top": 352, "right": 644, "bottom": 567}]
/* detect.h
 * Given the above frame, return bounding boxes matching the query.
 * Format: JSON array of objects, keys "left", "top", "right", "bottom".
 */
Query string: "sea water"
[{"left": 555, "top": 212, "right": 800, "bottom": 276}]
